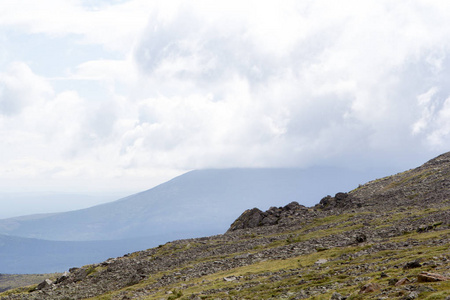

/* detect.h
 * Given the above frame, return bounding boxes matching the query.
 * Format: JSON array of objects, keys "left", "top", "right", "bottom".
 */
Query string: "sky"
[{"left": 1, "top": 0, "right": 450, "bottom": 205}]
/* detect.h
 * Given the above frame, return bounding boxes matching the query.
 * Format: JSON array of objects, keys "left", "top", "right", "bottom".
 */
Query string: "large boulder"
[
  {"left": 417, "top": 272, "right": 450, "bottom": 282},
  {"left": 36, "top": 279, "right": 54, "bottom": 290},
  {"left": 227, "top": 208, "right": 264, "bottom": 231}
]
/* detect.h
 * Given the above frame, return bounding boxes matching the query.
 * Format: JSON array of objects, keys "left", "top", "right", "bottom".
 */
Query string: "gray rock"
[
  {"left": 223, "top": 276, "right": 237, "bottom": 282},
  {"left": 36, "top": 279, "right": 53, "bottom": 290},
  {"left": 405, "top": 291, "right": 419, "bottom": 299},
  {"left": 331, "top": 292, "right": 345, "bottom": 300},
  {"left": 404, "top": 260, "right": 422, "bottom": 269},
  {"left": 54, "top": 271, "right": 70, "bottom": 284},
  {"left": 227, "top": 208, "right": 264, "bottom": 231},
  {"left": 284, "top": 201, "right": 301, "bottom": 210},
  {"left": 315, "top": 259, "right": 328, "bottom": 265},
  {"left": 354, "top": 233, "right": 367, "bottom": 243},
  {"left": 335, "top": 192, "right": 348, "bottom": 201}
]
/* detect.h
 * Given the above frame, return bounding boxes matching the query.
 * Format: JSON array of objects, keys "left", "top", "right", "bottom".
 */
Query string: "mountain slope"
[
  {"left": 0, "top": 192, "right": 125, "bottom": 219},
  {"left": 0, "top": 167, "right": 383, "bottom": 242},
  {"left": 1, "top": 153, "right": 449, "bottom": 299}
]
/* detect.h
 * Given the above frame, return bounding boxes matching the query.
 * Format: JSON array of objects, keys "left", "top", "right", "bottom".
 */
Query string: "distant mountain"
[
  {"left": 0, "top": 168, "right": 387, "bottom": 242},
  {"left": 0, "top": 234, "right": 155, "bottom": 274},
  {"left": 1, "top": 153, "right": 448, "bottom": 298},
  {"left": 0, "top": 192, "right": 128, "bottom": 219}
]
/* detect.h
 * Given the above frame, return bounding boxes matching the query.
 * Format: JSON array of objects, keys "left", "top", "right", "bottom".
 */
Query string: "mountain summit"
[{"left": 1, "top": 152, "right": 449, "bottom": 299}]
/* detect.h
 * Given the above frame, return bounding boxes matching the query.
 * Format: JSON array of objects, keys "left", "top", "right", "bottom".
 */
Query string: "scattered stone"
[
  {"left": 359, "top": 282, "right": 381, "bottom": 294},
  {"left": 127, "top": 273, "right": 142, "bottom": 286},
  {"left": 388, "top": 278, "right": 398, "bottom": 286},
  {"left": 417, "top": 272, "right": 450, "bottom": 282},
  {"left": 101, "top": 258, "right": 118, "bottom": 266},
  {"left": 54, "top": 271, "right": 70, "bottom": 284},
  {"left": 36, "top": 279, "right": 54, "bottom": 290},
  {"left": 422, "top": 260, "right": 438, "bottom": 268},
  {"left": 316, "top": 246, "right": 328, "bottom": 252},
  {"left": 417, "top": 224, "right": 434, "bottom": 233},
  {"left": 354, "top": 233, "right": 367, "bottom": 243},
  {"left": 395, "top": 277, "right": 411, "bottom": 286},
  {"left": 315, "top": 259, "right": 328, "bottom": 265},
  {"left": 403, "top": 260, "right": 422, "bottom": 269},
  {"left": 234, "top": 253, "right": 251, "bottom": 259},
  {"left": 417, "top": 285, "right": 436, "bottom": 293},
  {"left": 380, "top": 272, "right": 388, "bottom": 278},
  {"left": 331, "top": 292, "right": 345, "bottom": 300},
  {"left": 72, "top": 268, "right": 89, "bottom": 282},
  {"left": 405, "top": 291, "right": 419, "bottom": 299},
  {"left": 223, "top": 276, "right": 237, "bottom": 282}
]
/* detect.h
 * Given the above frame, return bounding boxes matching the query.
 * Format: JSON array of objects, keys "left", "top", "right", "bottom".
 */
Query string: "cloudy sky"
[{"left": 1, "top": 0, "right": 450, "bottom": 198}]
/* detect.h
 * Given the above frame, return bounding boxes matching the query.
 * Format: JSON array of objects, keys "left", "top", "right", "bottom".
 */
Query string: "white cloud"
[
  {"left": 129, "top": 0, "right": 450, "bottom": 168},
  {"left": 412, "top": 87, "right": 439, "bottom": 135},
  {"left": 72, "top": 59, "right": 137, "bottom": 84},
  {"left": 427, "top": 97, "right": 450, "bottom": 146},
  {"left": 412, "top": 89, "right": 450, "bottom": 147},
  {"left": 2, "top": 0, "right": 450, "bottom": 194},
  {"left": 0, "top": 62, "right": 53, "bottom": 115}
]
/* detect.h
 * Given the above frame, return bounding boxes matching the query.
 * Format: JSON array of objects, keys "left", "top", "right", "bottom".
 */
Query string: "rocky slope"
[{"left": 1, "top": 153, "right": 450, "bottom": 299}]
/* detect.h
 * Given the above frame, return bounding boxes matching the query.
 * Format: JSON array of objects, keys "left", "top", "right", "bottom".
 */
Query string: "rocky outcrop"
[
  {"left": 227, "top": 208, "right": 265, "bottom": 231},
  {"left": 227, "top": 201, "right": 308, "bottom": 232},
  {"left": 315, "top": 192, "right": 362, "bottom": 211},
  {"left": 36, "top": 279, "right": 53, "bottom": 291}
]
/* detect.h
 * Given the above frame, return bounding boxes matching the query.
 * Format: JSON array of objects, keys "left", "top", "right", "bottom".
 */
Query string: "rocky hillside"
[{"left": 1, "top": 153, "right": 450, "bottom": 299}]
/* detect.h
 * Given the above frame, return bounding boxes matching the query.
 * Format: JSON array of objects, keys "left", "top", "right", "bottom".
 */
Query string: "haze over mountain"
[
  {"left": 0, "top": 167, "right": 389, "bottom": 242},
  {"left": 0, "top": 167, "right": 390, "bottom": 274},
  {"left": 0, "top": 192, "right": 130, "bottom": 219}
]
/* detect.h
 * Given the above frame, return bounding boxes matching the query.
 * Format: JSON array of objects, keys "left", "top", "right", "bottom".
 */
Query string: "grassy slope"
[
  {"left": 79, "top": 206, "right": 449, "bottom": 300},
  {"left": 1, "top": 206, "right": 449, "bottom": 299}
]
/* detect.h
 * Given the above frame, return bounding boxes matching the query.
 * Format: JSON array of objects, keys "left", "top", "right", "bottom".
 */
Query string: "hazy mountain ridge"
[
  {"left": 0, "top": 168, "right": 381, "bottom": 241},
  {"left": 0, "top": 193, "right": 126, "bottom": 220},
  {"left": 0, "top": 167, "right": 383, "bottom": 274},
  {"left": 1, "top": 153, "right": 449, "bottom": 299}
]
